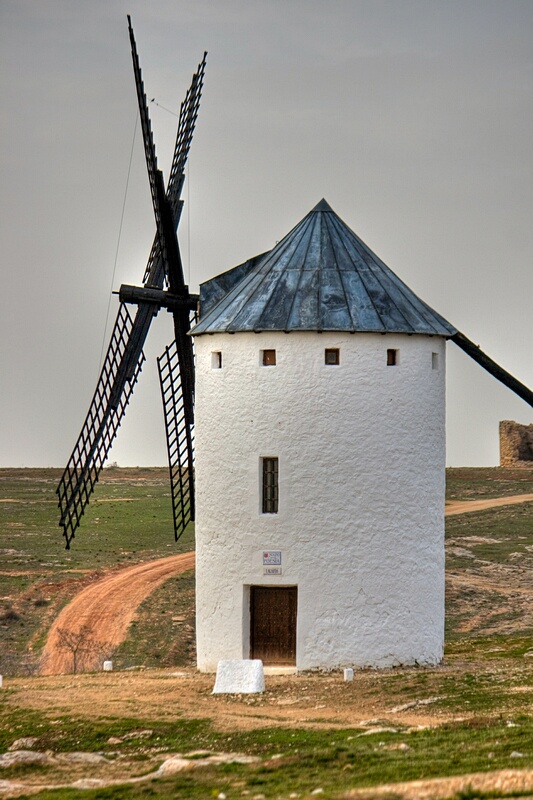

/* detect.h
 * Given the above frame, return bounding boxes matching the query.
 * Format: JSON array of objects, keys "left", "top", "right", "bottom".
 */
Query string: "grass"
[
  {"left": 446, "top": 467, "right": 533, "bottom": 501},
  {"left": 0, "top": 467, "right": 194, "bottom": 571},
  {"left": 447, "top": 634, "right": 533, "bottom": 660},
  {"left": 1, "top": 703, "right": 532, "bottom": 798},
  {"left": 112, "top": 570, "right": 196, "bottom": 669},
  {"left": 0, "top": 467, "right": 194, "bottom": 674},
  {"left": 2, "top": 467, "right": 533, "bottom": 797},
  {"left": 445, "top": 502, "right": 533, "bottom": 567},
  {"left": 444, "top": 498, "right": 533, "bottom": 643}
]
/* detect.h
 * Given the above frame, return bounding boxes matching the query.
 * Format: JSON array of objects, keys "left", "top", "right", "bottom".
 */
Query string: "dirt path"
[
  {"left": 40, "top": 552, "right": 195, "bottom": 674},
  {"left": 345, "top": 769, "right": 533, "bottom": 799},
  {"left": 445, "top": 493, "right": 533, "bottom": 515},
  {"left": 10, "top": 667, "right": 449, "bottom": 731}
]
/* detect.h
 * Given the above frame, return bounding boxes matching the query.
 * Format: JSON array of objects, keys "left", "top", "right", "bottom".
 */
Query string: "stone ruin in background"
[{"left": 500, "top": 420, "right": 533, "bottom": 467}]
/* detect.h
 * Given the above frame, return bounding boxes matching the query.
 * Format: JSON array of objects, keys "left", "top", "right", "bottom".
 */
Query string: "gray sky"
[{"left": 1, "top": 0, "right": 532, "bottom": 468}]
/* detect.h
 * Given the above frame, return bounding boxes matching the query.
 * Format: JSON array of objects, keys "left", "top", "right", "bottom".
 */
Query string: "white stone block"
[
  {"left": 212, "top": 659, "right": 265, "bottom": 694},
  {"left": 103, "top": 661, "right": 113, "bottom": 672},
  {"left": 344, "top": 668, "right": 354, "bottom": 681}
]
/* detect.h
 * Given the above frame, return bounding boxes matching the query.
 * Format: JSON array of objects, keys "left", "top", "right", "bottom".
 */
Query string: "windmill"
[
  {"left": 190, "top": 200, "right": 533, "bottom": 671},
  {"left": 58, "top": 17, "right": 533, "bottom": 562},
  {"left": 57, "top": 17, "right": 206, "bottom": 548}
]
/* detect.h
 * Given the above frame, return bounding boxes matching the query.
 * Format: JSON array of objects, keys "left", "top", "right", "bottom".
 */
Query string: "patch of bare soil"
[
  {"left": 5, "top": 666, "right": 467, "bottom": 731},
  {"left": 447, "top": 575, "right": 533, "bottom": 635},
  {"left": 0, "top": 749, "right": 260, "bottom": 799},
  {"left": 3, "top": 663, "right": 533, "bottom": 798},
  {"left": 444, "top": 494, "right": 533, "bottom": 639},
  {"left": 40, "top": 553, "right": 195, "bottom": 674},
  {"left": 343, "top": 769, "right": 533, "bottom": 799}
]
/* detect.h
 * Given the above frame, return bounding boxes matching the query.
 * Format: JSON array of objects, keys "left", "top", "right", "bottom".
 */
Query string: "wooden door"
[{"left": 250, "top": 586, "right": 297, "bottom": 665}]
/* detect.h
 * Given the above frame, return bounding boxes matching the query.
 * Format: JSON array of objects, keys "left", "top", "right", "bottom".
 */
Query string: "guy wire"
[
  {"left": 187, "top": 159, "right": 191, "bottom": 286},
  {"left": 98, "top": 112, "right": 138, "bottom": 375}
]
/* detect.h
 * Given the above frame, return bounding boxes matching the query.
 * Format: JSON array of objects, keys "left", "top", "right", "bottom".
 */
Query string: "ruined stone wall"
[{"left": 500, "top": 420, "right": 533, "bottom": 467}]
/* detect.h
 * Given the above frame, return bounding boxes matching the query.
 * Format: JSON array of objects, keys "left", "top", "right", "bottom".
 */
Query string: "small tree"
[{"left": 55, "top": 625, "right": 113, "bottom": 673}]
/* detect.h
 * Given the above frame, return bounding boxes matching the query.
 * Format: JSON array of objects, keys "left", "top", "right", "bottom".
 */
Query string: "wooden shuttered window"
[
  {"left": 262, "top": 457, "right": 279, "bottom": 514},
  {"left": 262, "top": 349, "right": 276, "bottom": 366},
  {"left": 325, "top": 348, "right": 340, "bottom": 365}
]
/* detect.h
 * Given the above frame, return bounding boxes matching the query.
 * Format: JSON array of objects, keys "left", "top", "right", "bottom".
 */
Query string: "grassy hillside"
[
  {"left": 446, "top": 466, "right": 533, "bottom": 499},
  {"left": 0, "top": 468, "right": 194, "bottom": 673},
  {"left": 1, "top": 467, "right": 533, "bottom": 798}
]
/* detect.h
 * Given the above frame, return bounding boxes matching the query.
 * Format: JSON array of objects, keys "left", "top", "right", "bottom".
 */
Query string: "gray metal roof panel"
[
  {"left": 200, "top": 253, "right": 268, "bottom": 316},
  {"left": 192, "top": 200, "right": 457, "bottom": 337}
]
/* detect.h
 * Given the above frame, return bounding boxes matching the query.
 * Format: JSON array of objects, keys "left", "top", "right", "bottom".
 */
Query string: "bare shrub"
[
  {"left": 0, "top": 651, "right": 42, "bottom": 676},
  {"left": 55, "top": 625, "right": 114, "bottom": 674},
  {"left": 0, "top": 607, "right": 21, "bottom": 623}
]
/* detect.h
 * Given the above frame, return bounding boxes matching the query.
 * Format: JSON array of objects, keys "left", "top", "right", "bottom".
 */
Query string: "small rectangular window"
[
  {"left": 387, "top": 349, "right": 398, "bottom": 366},
  {"left": 262, "top": 349, "right": 276, "bottom": 366},
  {"left": 432, "top": 352, "right": 439, "bottom": 370},
  {"left": 325, "top": 348, "right": 340, "bottom": 365},
  {"left": 211, "top": 351, "right": 222, "bottom": 369},
  {"left": 262, "top": 457, "right": 279, "bottom": 514}
]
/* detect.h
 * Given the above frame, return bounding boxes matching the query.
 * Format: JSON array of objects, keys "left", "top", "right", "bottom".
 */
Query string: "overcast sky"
[{"left": 1, "top": 0, "right": 532, "bottom": 468}]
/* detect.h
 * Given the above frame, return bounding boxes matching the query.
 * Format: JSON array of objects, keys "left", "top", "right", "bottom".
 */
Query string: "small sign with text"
[
  {"left": 262, "top": 550, "right": 282, "bottom": 565},
  {"left": 263, "top": 566, "right": 282, "bottom": 576},
  {"left": 262, "top": 551, "right": 282, "bottom": 576}
]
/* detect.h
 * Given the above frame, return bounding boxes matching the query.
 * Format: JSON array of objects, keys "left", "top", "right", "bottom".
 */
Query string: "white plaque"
[
  {"left": 263, "top": 566, "right": 282, "bottom": 576},
  {"left": 262, "top": 550, "right": 282, "bottom": 565}
]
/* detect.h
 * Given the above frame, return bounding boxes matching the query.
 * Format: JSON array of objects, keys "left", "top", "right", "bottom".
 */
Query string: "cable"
[
  {"left": 187, "top": 159, "right": 191, "bottom": 286},
  {"left": 150, "top": 98, "right": 179, "bottom": 118},
  {"left": 98, "top": 112, "right": 138, "bottom": 375}
]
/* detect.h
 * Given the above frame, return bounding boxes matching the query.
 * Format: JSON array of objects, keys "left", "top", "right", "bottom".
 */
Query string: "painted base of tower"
[{"left": 195, "top": 561, "right": 444, "bottom": 672}]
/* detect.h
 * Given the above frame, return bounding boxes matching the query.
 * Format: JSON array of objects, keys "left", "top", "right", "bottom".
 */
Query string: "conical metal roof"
[{"left": 192, "top": 200, "right": 457, "bottom": 336}]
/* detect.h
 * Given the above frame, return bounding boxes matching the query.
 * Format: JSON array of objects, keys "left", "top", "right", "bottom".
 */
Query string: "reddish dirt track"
[{"left": 40, "top": 551, "right": 195, "bottom": 675}]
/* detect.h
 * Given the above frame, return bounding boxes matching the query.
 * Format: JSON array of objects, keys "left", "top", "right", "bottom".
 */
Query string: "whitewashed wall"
[{"left": 194, "top": 331, "right": 446, "bottom": 671}]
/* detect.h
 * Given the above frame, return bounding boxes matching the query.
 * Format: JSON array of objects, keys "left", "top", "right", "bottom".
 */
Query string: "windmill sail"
[
  {"left": 158, "top": 339, "right": 196, "bottom": 541},
  {"left": 127, "top": 17, "right": 181, "bottom": 287},
  {"left": 57, "top": 21, "right": 206, "bottom": 548},
  {"left": 143, "top": 49, "right": 206, "bottom": 286},
  {"left": 128, "top": 14, "right": 198, "bottom": 542},
  {"left": 57, "top": 304, "right": 147, "bottom": 545},
  {"left": 452, "top": 331, "right": 533, "bottom": 408}
]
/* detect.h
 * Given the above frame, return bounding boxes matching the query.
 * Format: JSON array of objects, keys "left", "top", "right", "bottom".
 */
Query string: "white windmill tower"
[{"left": 192, "top": 199, "right": 456, "bottom": 671}]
